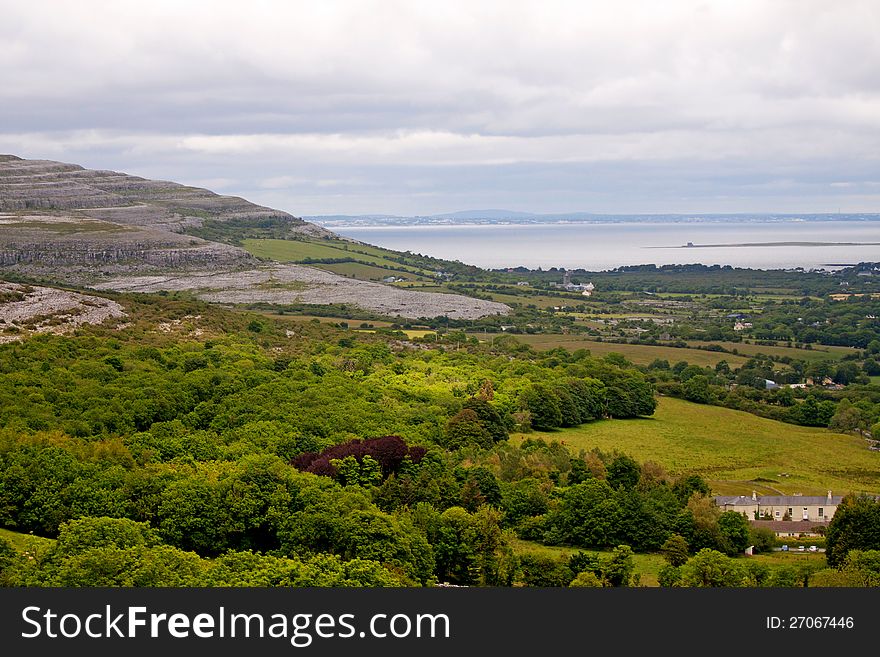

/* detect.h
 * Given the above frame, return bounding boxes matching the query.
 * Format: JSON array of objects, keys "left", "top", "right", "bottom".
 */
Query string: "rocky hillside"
[
  {"left": 0, "top": 155, "right": 508, "bottom": 319},
  {"left": 0, "top": 281, "right": 126, "bottom": 343},
  {"left": 0, "top": 154, "right": 332, "bottom": 277},
  {"left": 0, "top": 154, "right": 330, "bottom": 237}
]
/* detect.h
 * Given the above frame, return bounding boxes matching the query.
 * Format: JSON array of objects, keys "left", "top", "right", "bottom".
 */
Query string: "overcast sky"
[{"left": 2, "top": 0, "right": 879, "bottom": 215}]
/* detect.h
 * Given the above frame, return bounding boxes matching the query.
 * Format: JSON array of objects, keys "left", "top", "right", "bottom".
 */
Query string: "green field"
[
  {"left": 512, "top": 397, "right": 880, "bottom": 496},
  {"left": 316, "top": 261, "right": 415, "bottom": 281},
  {"left": 509, "top": 538, "right": 667, "bottom": 586},
  {"left": 509, "top": 539, "right": 827, "bottom": 586},
  {"left": 750, "top": 551, "right": 826, "bottom": 569},
  {"left": 242, "top": 238, "right": 430, "bottom": 278},
  {"left": 505, "top": 335, "right": 751, "bottom": 367},
  {"left": 687, "top": 340, "right": 854, "bottom": 362},
  {"left": 483, "top": 291, "right": 582, "bottom": 309},
  {"left": 0, "top": 528, "right": 55, "bottom": 555}
]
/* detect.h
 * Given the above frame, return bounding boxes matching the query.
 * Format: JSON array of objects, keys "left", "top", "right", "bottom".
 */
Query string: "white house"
[{"left": 715, "top": 491, "right": 843, "bottom": 523}]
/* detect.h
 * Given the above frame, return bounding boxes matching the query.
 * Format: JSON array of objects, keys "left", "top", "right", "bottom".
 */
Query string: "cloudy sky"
[{"left": 2, "top": 0, "right": 879, "bottom": 215}]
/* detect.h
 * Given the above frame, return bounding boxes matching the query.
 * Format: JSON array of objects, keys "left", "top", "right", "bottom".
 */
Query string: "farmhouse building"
[{"left": 714, "top": 491, "right": 843, "bottom": 523}]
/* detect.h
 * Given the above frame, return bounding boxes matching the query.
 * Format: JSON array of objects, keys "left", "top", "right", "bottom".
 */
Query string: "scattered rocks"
[
  {"left": 94, "top": 264, "right": 509, "bottom": 320},
  {"left": 0, "top": 282, "right": 126, "bottom": 342}
]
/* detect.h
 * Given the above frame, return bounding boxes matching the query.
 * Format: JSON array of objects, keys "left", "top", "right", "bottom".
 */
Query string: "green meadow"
[
  {"left": 687, "top": 340, "right": 855, "bottom": 362},
  {"left": 508, "top": 538, "right": 668, "bottom": 587},
  {"left": 242, "top": 238, "right": 431, "bottom": 278},
  {"left": 506, "top": 334, "right": 751, "bottom": 367},
  {"left": 512, "top": 397, "right": 880, "bottom": 496},
  {"left": 0, "top": 528, "right": 55, "bottom": 555}
]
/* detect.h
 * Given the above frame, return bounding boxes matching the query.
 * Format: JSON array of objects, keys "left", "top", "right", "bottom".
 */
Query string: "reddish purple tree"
[{"left": 292, "top": 435, "right": 426, "bottom": 479}]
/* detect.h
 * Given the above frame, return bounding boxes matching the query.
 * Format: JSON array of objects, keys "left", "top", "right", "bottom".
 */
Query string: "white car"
[
  {"left": 809, "top": 545, "right": 818, "bottom": 552},
  {"left": 798, "top": 545, "right": 805, "bottom": 552}
]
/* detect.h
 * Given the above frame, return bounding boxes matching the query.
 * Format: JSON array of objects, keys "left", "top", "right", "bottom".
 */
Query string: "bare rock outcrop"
[
  {"left": 0, "top": 155, "right": 509, "bottom": 320},
  {"left": 0, "top": 281, "right": 126, "bottom": 343},
  {"left": 94, "top": 264, "right": 509, "bottom": 320}
]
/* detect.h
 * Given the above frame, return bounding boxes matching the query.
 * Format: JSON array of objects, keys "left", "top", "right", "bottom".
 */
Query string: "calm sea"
[{"left": 331, "top": 221, "right": 880, "bottom": 271}]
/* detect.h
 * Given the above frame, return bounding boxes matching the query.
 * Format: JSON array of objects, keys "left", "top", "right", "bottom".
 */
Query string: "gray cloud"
[{"left": 1, "top": 0, "right": 879, "bottom": 214}]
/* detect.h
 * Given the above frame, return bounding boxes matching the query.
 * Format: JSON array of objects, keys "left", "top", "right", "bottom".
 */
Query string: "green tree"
[
  {"left": 553, "top": 386, "right": 582, "bottom": 427},
  {"left": 607, "top": 455, "right": 641, "bottom": 491},
  {"left": 678, "top": 549, "right": 745, "bottom": 587},
  {"left": 749, "top": 526, "right": 777, "bottom": 554},
  {"left": 462, "top": 397, "right": 509, "bottom": 443},
  {"left": 826, "top": 494, "right": 880, "bottom": 567},
  {"left": 156, "top": 478, "right": 225, "bottom": 555},
  {"left": 603, "top": 545, "right": 635, "bottom": 587},
  {"left": 604, "top": 374, "right": 656, "bottom": 418},
  {"left": 519, "top": 385, "right": 563, "bottom": 430},
  {"left": 445, "top": 409, "right": 491, "bottom": 449},
  {"left": 52, "top": 545, "right": 205, "bottom": 587},
  {"left": 565, "top": 378, "right": 606, "bottom": 422},
  {"left": 569, "top": 570, "right": 603, "bottom": 587},
  {"left": 460, "top": 467, "right": 502, "bottom": 511},
  {"left": 545, "top": 479, "right": 618, "bottom": 547},
  {"left": 55, "top": 517, "right": 160, "bottom": 555},
  {"left": 683, "top": 375, "right": 713, "bottom": 404},
  {"left": 660, "top": 534, "right": 690, "bottom": 567},
  {"left": 718, "top": 511, "right": 751, "bottom": 555},
  {"left": 339, "top": 510, "right": 434, "bottom": 585},
  {"left": 518, "top": 554, "right": 574, "bottom": 587},
  {"left": 828, "top": 400, "right": 864, "bottom": 434}
]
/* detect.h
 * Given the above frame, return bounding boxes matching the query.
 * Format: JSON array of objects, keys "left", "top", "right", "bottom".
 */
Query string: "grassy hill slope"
[{"left": 513, "top": 397, "right": 880, "bottom": 496}]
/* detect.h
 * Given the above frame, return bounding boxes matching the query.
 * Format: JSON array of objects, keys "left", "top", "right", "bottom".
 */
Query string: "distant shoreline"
[{"left": 648, "top": 241, "right": 880, "bottom": 249}]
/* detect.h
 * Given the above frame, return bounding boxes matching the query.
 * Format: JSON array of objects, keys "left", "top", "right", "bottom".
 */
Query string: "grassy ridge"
[{"left": 513, "top": 397, "right": 880, "bottom": 496}]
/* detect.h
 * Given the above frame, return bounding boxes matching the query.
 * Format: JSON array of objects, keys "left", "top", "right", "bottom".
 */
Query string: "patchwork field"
[{"left": 512, "top": 397, "right": 880, "bottom": 496}]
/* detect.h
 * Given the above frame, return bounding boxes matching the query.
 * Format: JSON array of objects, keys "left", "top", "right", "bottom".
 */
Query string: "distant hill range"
[
  {"left": 0, "top": 155, "right": 507, "bottom": 319},
  {"left": 309, "top": 210, "right": 880, "bottom": 226}
]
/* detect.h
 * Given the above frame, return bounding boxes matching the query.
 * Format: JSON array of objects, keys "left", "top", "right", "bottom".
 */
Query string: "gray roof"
[
  {"left": 714, "top": 495, "right": 842, "bottom": 507},
  {"left": 757, "top": 496, "right": 843, "bottom": 506},
  {"left": 715, "top": 496, "right": 757, "bottom": 506}
]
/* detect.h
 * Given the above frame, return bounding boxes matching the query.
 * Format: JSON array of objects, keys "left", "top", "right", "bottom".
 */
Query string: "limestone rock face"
[
  {"left": 0, "top": 154, "right": 330, "bottom": 237},
  {"left": 0, "top": 154, "right": 333, "bottom": 277},
  {"left": 0, "top": 155, "right": 509, "bottom": 320}
]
